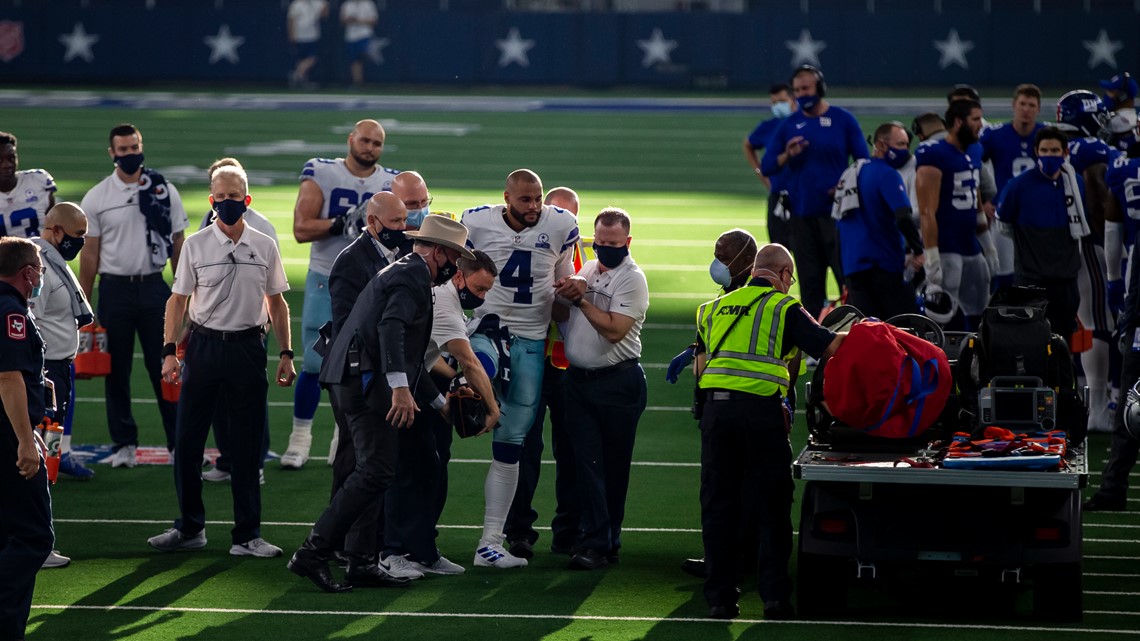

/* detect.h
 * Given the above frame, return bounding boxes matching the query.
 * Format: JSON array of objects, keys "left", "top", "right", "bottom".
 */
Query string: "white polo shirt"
[
  {"left": 81, "top": 171, "right": 189, "bottom": 276},
  {"left": 29, "top": 239, "right": 80, "bottom": 361},
  {"left": 288, "top": 0, "right": 327, "bottom": 43},
  {"left": 172, "top": 222, "right": 289, "bottom": 332},
  {"left": 563, "top": 257, "right": 649, "bottom": 370},
  {"left": 425, "top": 280, "right": 469, "bottom": 370},
  {"left": 341, "top": 0, "right": 377, "bottom": 42}
]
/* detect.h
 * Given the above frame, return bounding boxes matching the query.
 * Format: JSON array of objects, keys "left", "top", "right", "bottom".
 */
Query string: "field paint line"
[
  {"left": 1088, "top": 555, "right": 1140, "bottom": 560},
  {"left": 1086, "top": 610, "right": 1140, "bottom": 616},
  {"left": 1086, "top": 573, "right": 1140, "bottom": 578},
  {"left": 1087, "top": 591, "right": 1140, "bottom": 596},
  {"left": 27, "top": 604, "right": 1139, "bottom": 634},
  {"left": 643, "top": 323, "right": 694, "bottom": 330},
  {"left": 1085, "top": 523, "right": 1140, "bottom": 529},
  {"left": 1086, "top": 539, "right": 1140, "bottom": 544},
  {"left": 449, "top": 458, "right": 698, "bottom": 468}
]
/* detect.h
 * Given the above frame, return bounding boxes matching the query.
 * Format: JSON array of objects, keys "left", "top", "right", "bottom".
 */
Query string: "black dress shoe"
[
  {"left": 681, "top": 557, "right": 707, "bottom": 578},
  {"left": 288, "top": 548, "right": 353, "bottom": 593},
  {"left": 708, "top": 604, "right": 739, "bottom": 620},
  {"left": 569, "top": 548, "right": 610, "bottom": 570},
  {"left": 509, "top": 539, "right": 535, "bottom": 560},
  {"left": 550, "top": 542, "right": 574, "bottom": 556},
  {"left": 345, "top": 562, "right": 413, "bottom": 588},
  {"left": 332, "top": 551, "right": 350, "bottom": 568},
  {"left": 763, "top": 600, "right": 795, "bottom": 620},
  {"left": 1083, "top": 494, "right": 1127, "bottom": 512},
  {"left": 606, "top": 551, "right": 620, "bottom": 565}
]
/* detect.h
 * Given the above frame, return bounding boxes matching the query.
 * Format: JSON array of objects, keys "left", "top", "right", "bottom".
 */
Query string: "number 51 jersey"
[{"left": 461, "top": 204, "right": 580, "bottom": 340}]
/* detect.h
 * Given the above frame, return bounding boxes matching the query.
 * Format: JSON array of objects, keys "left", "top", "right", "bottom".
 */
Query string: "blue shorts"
[
  {"left": 470, "top": 333, "right": 545, "bottom": 445},
  {"left": 345, "top": 38, "right": 369, "bottom": 61},
  {"left": 294, "top": 41, "right": 319, "bottom": 61},
  {"left": 301, "top": 270, "right": 331, "bottom": 375}
]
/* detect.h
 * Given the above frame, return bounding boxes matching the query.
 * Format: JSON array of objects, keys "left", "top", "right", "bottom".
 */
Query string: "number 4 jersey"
[
  {"left": 0, "top": 169, "right": 56, "bottom": 238},
  {"left": 916, "top": 138, "right": 982, "bottom": 256},
  {"left": 299, "top": 157, "right": 399, "bottom": 275},
  {"left": 461, "top": 204, "right": 580, "bottom": 340}
]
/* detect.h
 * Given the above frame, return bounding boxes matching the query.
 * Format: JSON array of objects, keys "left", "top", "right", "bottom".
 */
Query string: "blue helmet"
[{"left": 1056, "top": 90, "right": 1110, "bottom": 138}]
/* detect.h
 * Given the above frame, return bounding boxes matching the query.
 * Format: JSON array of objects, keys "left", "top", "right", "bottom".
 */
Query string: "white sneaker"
[
  {"left": 411, "top": 555, "right": 465, "bottom": 575},
  {"left": 474, "top": 541, "right": 528, "bottom": 568},
  {"left": 42, "top": 550, "right": 71, "bottom": 568},
  {"left": 201, "top": 466, "right": 230, "bottom": 482},
  {"left": 111, "top": 445, "right": 138, "bottom": 468},
  {"left": 379, "top": 554, "right": 425, "bottom": 579},
  {"left": 147, "top": 528, "right": 207, "bottom": 552},
  {"left": 328, "top": 429, "right": 339, "bottom": 466},
  {"left": 280, "top": 430, "right": 312, "bottom": 469},
  {"left": 230, "top": 538, "right": 283, "bottom": 558}
]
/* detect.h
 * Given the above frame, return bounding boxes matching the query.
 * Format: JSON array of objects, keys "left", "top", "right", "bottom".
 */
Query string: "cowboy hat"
[{"left": 404, "top": 214, "right": 475, "bottom": 260}]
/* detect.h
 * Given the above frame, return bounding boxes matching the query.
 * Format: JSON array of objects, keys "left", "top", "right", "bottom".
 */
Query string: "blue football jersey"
[
  {"left": 915, "top": 139, "right": 982, "bottom": 256},
  {"left": 1068, "top": 136, "right": 1113, "bottom": 174},
  {"left": 1108, "top": 153, "right": 1140, "bottom": 246},
  {"left": 980, "top": 122, "right": 1045, "bottom": 193}
]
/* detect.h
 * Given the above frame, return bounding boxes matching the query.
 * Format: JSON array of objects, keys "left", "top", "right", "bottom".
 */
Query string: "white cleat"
[
  {"left": 474, "top": 541, "right": 528, "bottom": 568},
  {"left": 280, "top": 430, "right": 312, "bottom": 469},
  {"left": 110, "top": 445, "right": 138, "bottom": 468}
]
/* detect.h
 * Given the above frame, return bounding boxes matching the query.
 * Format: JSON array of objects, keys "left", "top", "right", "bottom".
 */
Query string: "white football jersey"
[
  {"left": 299, "top": 157, "right": 398, "bottom": 275},
  {"left": 461, "top": 203, "right": 580, "bottom": 340},
  {"left": 0, "top": 169, "right": 56, "bottom": 238}
]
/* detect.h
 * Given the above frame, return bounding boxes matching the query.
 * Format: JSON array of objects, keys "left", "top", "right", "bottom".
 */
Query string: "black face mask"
[
  {"left": 458, "top": 286, "right": 485, "bottom": 310},
  {"left": 377, "top": 226, "right": 406, "bottom": 250},
  {"left": 115, "top": 152, "right": 144, "bottom": 175},
  {"left": 56, "top": 230, "right": 85, "bottom": 261},
  {"left": 593, "top": 243, "right": 629, "bottom": 269},
  {"left": 433, "top": 251, "right": 458, "bottom": 286},
  {"left": 213, "top": 199, "right": 247, "bottom": 226}
]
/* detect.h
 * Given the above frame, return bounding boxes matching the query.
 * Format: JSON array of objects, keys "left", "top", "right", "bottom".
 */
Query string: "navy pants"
[
  {"left": 565, "top": 363, "right": 647, "bottom": 554},
  {"left": 1095, "top": 347, "right": 1140, "bottom": 500},
  {"left": 0, "top": 437, "right": 53, "bottom": 641},
  {"left": 506, "top": 363, "right": 580, "bottom": 550},
  {"left": 789, "top": 215, "right": 844, "bottom": 319},
  {"left": 845, "top": 267, "right": 917, "bottom": 321},
  {"left": 43, "top": 359, "right": 73, "bottom": 427},
  {"left": 173, "top": 331, "right": 267, "bottom": 545},
  {"left": 699, "top": 393, "right": 794, "bottom": 608},
  {"left": 98, "top": 275, "right": 177, "bottom": 451}
]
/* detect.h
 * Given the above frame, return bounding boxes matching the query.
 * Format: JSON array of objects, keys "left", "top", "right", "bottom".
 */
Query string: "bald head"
[
  {"left": 544, "top": 186, "right": 579, "bottom": 215},
  {"left": 348, "top": 119, "right": 385, "bottom": 169},
  {"left": 44, "top": 202, "right": 88, "bottom": 253},
  {"left": 506, "top": 168, "right": 542, "bottom": 192},
  {"left": 392, "top": 171, "right": 429, "bottom": 207},
  {"left": 753, "top": 243, "right": 794, "bottom": 274},
  {"left": 353, "top": 119, "right": 384, "bottom": 137},
  {"left": 45, "top": 202, "right": 87, "bottom": 229},
  {"left": 504, "top": 169, "right": 545, "bottom": 230},
  {"left": 366, "top": 192, "right": 407, "bottom": 236}
]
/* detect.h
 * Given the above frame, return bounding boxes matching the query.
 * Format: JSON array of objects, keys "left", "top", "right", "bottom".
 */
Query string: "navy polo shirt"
[
  {"left": 837, "top": 158, "right": 912, "bottom": 276},
  {"left": 996, "top": 167, "right": 1085, "bottom": 280}
]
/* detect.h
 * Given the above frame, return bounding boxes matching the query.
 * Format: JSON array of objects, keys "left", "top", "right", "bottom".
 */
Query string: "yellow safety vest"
[{"left": 696, "top": 285, "right": 798, "bottom": 397}]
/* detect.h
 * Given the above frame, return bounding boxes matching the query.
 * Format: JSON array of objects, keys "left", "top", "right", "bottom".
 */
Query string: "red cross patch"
[{"left": 7, "top": 313, "right": 26, "bottom": 340}]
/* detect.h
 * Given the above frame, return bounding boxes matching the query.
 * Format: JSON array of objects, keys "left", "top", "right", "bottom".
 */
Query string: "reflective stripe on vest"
[{"left": 696, "top": 285, "right": 797, "bottom": 397}]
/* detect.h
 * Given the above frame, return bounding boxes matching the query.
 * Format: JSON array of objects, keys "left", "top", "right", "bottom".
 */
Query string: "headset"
[{"left": 791, "top": 64, "right": 826, "bottom": 98}]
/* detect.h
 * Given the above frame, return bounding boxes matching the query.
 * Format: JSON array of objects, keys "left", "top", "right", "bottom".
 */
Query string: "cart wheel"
[
  {"left": 796, "top": 550, "right": 848, "bottom": 617},
  {"left": 1032, "top": 561, "right": 1082, "bottom": 622}
]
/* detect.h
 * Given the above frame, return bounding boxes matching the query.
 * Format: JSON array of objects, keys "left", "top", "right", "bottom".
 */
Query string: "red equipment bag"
[{"left": 822, "top": 321, "right": 952, "bottom": 438}]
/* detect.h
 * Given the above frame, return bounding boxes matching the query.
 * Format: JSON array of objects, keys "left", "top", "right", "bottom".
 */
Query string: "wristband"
[
  {"left": 328, "top": 217, "right": 345, "bottom": 237},
  {"left": 161, "top": 342, "right": 177, "bottom": 358},
  {"left": 280, "top": 349, "right": 295, "bottom": 359},
  {"left": 754, "top": 167, "right": 763, "bottom": 175}
]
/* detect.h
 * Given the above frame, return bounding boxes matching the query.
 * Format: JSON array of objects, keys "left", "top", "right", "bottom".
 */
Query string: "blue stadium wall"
[{"left": 1, "top": 1, "right": 1138, "bottom": 89}]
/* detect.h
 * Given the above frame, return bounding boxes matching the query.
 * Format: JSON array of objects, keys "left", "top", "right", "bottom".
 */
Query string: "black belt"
[
  {"left": 101, "top": 272, "right": 163, "bottom": 283},
  {"left": 568, "top": 358, "right": 639, "bottom": 381},
  {"left": 190, "top": 322, "right": 264, "bottom": 342},
  {"left": 704, "top": 388, "right": 774, "bottom": 402}
]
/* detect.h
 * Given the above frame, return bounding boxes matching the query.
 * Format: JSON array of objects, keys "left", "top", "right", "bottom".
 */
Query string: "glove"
[
  {"left": 665, "top": 346, "right": 695, "bottom": 384},
  {"left": 924, "top": 248, "right": 942, "bottom": 288},
  {"left": 341, "top": 202, "right": 367, "bottom": 239},
  {"left": 1108, "top": 279, "right": 1125, "bottom": 314},
  {"left": 448, "top": 375, "right": 487, "bottom": 439}
]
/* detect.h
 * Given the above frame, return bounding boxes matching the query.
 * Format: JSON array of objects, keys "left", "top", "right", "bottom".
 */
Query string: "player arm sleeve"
[{"left": 980, "top": 161, "right": 998, "bottom": 203}]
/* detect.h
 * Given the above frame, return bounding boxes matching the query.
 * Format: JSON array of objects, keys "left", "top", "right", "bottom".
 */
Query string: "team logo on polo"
[
  {"left": 7, "top": 313, "right": 26, "bottom": 340},
  {"left": 0, "top": 21, "right": 24, "bottom": 63},
  {"left": 535, "top": 233, "right": 550, "bottom": 249}
]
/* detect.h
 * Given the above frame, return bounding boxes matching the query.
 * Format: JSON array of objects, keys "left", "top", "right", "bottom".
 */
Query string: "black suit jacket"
[
  {"left": 328, "top": 234, "right": 410, "bottom": 339},
  {"left": 319, "top": 253, "right": 439, "bottom": 407}
]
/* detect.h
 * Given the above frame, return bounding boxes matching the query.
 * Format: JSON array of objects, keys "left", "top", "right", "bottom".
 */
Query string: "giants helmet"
[{"left": 1056, "top": 90, "right": 1110, "bottom": 138}]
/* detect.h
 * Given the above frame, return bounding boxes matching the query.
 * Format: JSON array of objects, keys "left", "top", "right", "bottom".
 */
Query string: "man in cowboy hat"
[{"left": 288, "top": 215, "right": 474, "bottom": 593}]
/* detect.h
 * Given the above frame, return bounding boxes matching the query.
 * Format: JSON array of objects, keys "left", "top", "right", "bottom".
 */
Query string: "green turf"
[{"left": 2, "top": 98, "right": 1132, "bottom": 640}]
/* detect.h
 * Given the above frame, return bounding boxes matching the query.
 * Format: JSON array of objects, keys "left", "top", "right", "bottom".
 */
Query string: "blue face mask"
[
  {"left": 771, "top": 101, "right": 793, "bottom": 119},
  {"left": 593, "top": 243, "right": 628, "bottom": 269},
  {"left": 115, "top": 152, "right": 144, "bottom": 175},
  {"left": 796, "top": 94, "right": 819, "bottom": 113},
  {"left": 1038, "top": 155, "right": 1065, "bottom": 177},
  {"left": 884, "top": 146, "right": 911, "bottom": 169},
  {"left": 213, "top": 199, "right": 247, "bottom": 226},
  {"left": 406, "top": 206, "right": 430, "bottom": 229},
  {"left": 709, "top": 259, "right": 732, "bottom": 288}
]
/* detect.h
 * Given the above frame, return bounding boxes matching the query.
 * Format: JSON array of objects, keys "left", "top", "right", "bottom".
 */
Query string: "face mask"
[
  {"left": 406, "top": 206, "right": 430, "bottom": 229},
  {"left": 115, "top": 152, "right": 144, "bottom": 175},
  {"left": 771, "top": 101, "right": 793, "bottom": 119},
  {"left": 28, "top": 268, "right": 41, "bottom": 299},
  {"left": 796, "top": 94, "right": 819, "bottom": 113},
  {"left": 56, "top": 230, "right": 85, "bottom": 261},
  {"left": 1038, "top": 155, "right": 1065, "bottom": 177},
  {"left": 710, "top": 259, "right": 732, "bottom": 288},
  {"left": 377, "top": 226, "right": 406, "bottom": 250},
  {"left": 458, "top": 286, "right": 485, "bottom": 310},
  {"left": 213, "top": 199, "right": 247, "bottom": 226},
  {"left": 883, "top": 146, "right": 911, "bottom": 169},
  {"left": 433, "top": 251, "right": 457, "bottom": 286},
  {"left": 593, "top": 243, "right": 628, "bottom": 269}
]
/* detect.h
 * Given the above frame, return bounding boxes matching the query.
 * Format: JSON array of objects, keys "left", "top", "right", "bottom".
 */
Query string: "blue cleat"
[{"left": 59, "top": 452, "right": 95, "bottom": 479}]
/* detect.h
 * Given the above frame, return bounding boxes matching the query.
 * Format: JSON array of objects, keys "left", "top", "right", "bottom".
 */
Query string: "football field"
[{"left": 3, "top": 92, "right": 1138, "bottom": 640}]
